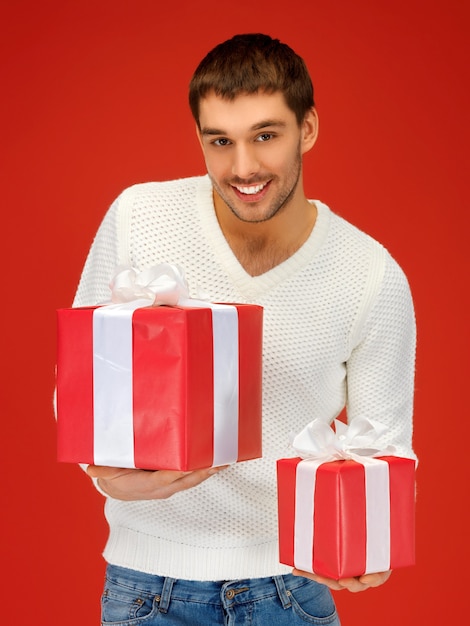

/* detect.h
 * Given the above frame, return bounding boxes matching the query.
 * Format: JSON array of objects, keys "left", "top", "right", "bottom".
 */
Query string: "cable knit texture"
[{"left": 73, "top": 175, "right": 416, "bottom": 580}]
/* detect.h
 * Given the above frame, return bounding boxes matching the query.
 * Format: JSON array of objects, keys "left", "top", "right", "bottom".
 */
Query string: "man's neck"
[{"left": 214, "top": 191, "right": 317, "bottom": 277}]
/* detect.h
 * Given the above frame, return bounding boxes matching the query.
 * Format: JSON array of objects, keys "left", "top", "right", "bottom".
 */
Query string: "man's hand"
[
  {"left": 292, "top": 569, "right": 392, "bottom": 593},
  {"left": 86, "top": 464, "right": 227, "bottom": 500}
]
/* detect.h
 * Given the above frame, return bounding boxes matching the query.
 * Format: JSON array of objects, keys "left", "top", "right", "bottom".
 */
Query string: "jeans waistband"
[{"left": 105, "top": 564, "right": 302, "bottom": 610}]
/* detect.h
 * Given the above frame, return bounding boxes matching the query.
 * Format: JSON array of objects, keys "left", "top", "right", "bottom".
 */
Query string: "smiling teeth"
[{"left": 236, "top": 183, "right": 267, "bottom": 195}]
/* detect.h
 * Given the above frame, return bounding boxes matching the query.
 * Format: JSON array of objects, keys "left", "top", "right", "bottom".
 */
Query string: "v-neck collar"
[{"left": 196, "top": 175, "right": 331, "bottom": 300}]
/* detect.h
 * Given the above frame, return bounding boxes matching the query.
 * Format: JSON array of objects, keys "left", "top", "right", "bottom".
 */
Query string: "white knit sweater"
[{"left": 73, "top": 175, "right": 416, "bottom": 580}]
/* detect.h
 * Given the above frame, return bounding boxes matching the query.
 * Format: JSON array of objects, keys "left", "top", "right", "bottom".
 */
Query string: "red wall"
[{"left": 2, "top": 1, "right": 467, "bottom": 623}]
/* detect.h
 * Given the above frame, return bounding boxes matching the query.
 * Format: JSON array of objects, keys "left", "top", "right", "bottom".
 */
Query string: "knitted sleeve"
[
  {"left": 72, "top": 193, "right": 126, "bottom": 307},
  {"left": 346, "top": 252, "right": 417, "bottom": 459}
]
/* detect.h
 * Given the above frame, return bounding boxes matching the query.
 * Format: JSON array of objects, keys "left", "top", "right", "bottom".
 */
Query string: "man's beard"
[{"left": 210, "top": 148, "right": 302, "bottom": 224}]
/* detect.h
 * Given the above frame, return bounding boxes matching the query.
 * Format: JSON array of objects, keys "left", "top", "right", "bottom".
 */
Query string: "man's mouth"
[
  {"left": 231, "top": 180, "right": 271, "bottom": 200},
  {"left": 234, "top": 182, "right": 268, "bottom": 195}
]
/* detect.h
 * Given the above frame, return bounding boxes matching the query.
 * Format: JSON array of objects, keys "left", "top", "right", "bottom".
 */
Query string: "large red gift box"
[
  {"left": 277, "top": 455, "right": 415, "bottom": 579},
  {"left": 57, "top": 301, "right": 263, "bottom": 471}
]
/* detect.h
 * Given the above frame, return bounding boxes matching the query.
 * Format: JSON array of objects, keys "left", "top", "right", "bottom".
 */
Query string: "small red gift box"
[
  {"left": 277, "top": 454, "right": 415, "bottom": 579},
  {"left": 57, "top": 300, "right": 263, "bottom": 471}
]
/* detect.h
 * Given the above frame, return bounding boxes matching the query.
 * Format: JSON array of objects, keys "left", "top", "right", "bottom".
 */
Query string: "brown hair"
[{"left": 189, "top": 33, "right": 315, "bottom": 127}]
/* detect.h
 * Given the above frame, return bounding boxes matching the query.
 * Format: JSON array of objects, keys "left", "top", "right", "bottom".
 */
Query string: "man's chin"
[{"left": 225, "top": 201, "right": 281, "bottom": 224}]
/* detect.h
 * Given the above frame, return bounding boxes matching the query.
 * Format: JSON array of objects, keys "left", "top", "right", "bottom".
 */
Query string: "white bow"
[
  {"left": 110, "top": 264, "right": 189, "bottom": 306},
  {"left": 291, "top": 417, "right": 396, "bottom": 461}
]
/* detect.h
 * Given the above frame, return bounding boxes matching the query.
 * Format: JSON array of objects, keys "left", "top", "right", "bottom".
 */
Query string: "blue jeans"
[{"left": 101, "top": 564, "right": 341, "bottom": 625}]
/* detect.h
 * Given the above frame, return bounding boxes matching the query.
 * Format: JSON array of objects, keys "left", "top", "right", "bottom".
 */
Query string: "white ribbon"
[
  {"left": 93, "top": 299, "right": 151, "bottom": 467},
  {"left": 109, "top": 263, "right": 190, "bottom": 306},
  {"left": 93, "top": 265, "right": 239, "bottom": 468},
  {"left": 291, "top": 417, "right": 396, "bottom": 461},
  {"left": 291, "top": 418, "right": 396, "bottom": 575}
]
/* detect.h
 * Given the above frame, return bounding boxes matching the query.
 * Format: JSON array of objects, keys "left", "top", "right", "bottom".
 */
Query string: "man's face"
[{"left": 197, "top": 91, "right": 316, "bottom": 224}]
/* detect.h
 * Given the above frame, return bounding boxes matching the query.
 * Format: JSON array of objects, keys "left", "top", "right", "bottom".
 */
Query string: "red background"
[{"left": 2, "top": 0, "right": 468, "bottom": 623}]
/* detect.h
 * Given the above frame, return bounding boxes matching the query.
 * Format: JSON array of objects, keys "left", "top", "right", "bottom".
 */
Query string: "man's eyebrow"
[
  {"left": 200, "top": 127, "right": 226, "bottom": 136},
  {"left": 200, "top": 119, "right": 287, "bottom": 136},
  {"left": 252, "top": 119, "right": 287, "bottom": 131}
]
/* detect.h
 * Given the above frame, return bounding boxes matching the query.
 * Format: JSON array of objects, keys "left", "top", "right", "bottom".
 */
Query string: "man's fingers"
[
  {"left": 87, "top": 464, "right": 229, "bottom": 500},
  {"left": 152, "top": 466, "right": 228, "bottom": 497},
  {"left": 292, "top": 570, "right": 344, "bottom": 591},
  {"left": 86, "top": 465, "right": 135, "bottom": 480},
  {"left": 336, "top": 577, "right": 370, "bottom": 592},
  {"left": 292, "top": 569, "right": 392, "bottom": 593},
  {"left": 358, "top": 570, "right": 392, "bottom": 587}
]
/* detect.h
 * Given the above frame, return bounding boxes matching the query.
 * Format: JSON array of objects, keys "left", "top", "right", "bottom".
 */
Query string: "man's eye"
[
  {"left": 256, "top": 133, "right": 274, "bottom": 142},
  {"left": 213, "top": 138, "right": 231, "bottom": 146}
]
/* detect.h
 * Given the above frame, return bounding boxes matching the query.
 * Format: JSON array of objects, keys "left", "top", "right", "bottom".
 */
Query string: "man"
[{"left": 74, "top": 33, "right": 416, "bottom": 624}]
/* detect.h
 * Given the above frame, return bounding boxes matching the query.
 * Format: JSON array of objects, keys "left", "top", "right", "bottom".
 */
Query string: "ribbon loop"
[
  {"left": 291, "top": 417, "right": 396, "bottom": 461},
  {"left": 110, "top": 264, "right": 189, "bottom": 306}
]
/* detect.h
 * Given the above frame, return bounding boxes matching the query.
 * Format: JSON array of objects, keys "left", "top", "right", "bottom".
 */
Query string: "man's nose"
[{"left": 231, "top": 144, "right": 260, "bottom": 180}]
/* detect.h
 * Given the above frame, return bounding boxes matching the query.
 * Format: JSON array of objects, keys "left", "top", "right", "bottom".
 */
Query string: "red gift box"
[
  {"left": 57, "top": 300, "right": 263, "bottom": 470},
  {"left": 277, "top": 455, "right": 415, "bottom": 579}
]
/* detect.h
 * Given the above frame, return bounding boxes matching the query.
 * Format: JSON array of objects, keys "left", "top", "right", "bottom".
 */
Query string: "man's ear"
[{"left": 300, "top": 107, "right": 319, "bottom": 155}]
